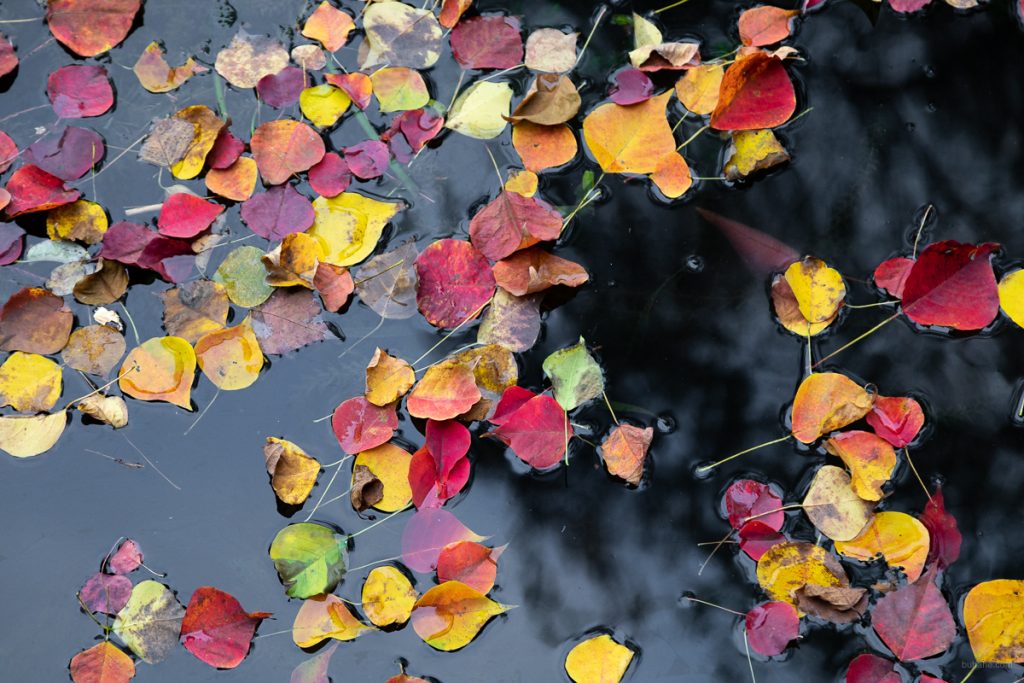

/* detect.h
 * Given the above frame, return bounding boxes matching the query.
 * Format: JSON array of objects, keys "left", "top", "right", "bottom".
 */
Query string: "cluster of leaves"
[
  {"left": 691, "top": 214, "right": 1024, "bottom": 678},
  {"left": 71, "top": 538, "right": 270, "bottom": 682}
]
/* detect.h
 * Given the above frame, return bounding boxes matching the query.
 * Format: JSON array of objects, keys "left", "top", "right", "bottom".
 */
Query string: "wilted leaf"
[
  {"left": 446, "top": 81, "right": 513, "bottom": 140},
  {"left": 265, "top": 437, "right": 321, "bottom": 506},
  {"left": 350, "top": 463, "right": 383, "bottom": 512},
  {"left": 355, "top": 443, "right": 413, "bottom": 512},
  {"left": 134, "top": 42, "right": 205, "bottom": 93},
  {"left": 0, "top": 287, "right": 74, "bottom": 354},
  {"left": 292, "top": 594, "right": 369, "bottom": 648},
  {"left": 477, "top": 288, "right": 541, "bottom": 352},
  {"left": 170, "top": 105, "right": 226, "bottom": 180},
  {"left": 756, "top": 541, "right": 848, "bottom": 608},
  {"left": 525, "top": 29, "right": 577, "bottom": 73},
  {"left": 119, "top": 336, "right": 196, "bottom": 410},
  {"left": 724, "top": 129, "right": 790, "bottom": 180},
  {"left": 629, "top": 41, "right": 701, "bottom": 71},
  {"left": 963, "top": 579, "right": 1024, "bottom": 664},
  {"left": 771, "top": 276, "right": 834, "bottom": 336},
  {"left": 565, "top": 633, "right": 634, "bottom": 683},
  {"left": 824, "top": 431, "right": 896, "bottom": 501},
  {"left": 215, "top": 33, "right": 290, "bottom": 89},
  {"left": 47, "top": 199, "right": 108, "bottom": 244},
  {"left": 361, "top": 2, "right": 443, "bottom": 70},
  {"left": 76, "top": 395, "right": 129, "bottom": 429},
  {"left": 745, "top": 601, "right": 799, "bottom": 656},
  {"left": 415, "top": 239, "right": 495, "bottom": 329},
  {"left": 872, "top": 572, "right": 955, "bottom": 660},
  {"left": 512, "top": 122, "right": 578, "bottom": 173},
  {"left": 257, "top": 67, "right": 306, "bottom": 109},
  {"left": 412, "top": 581, "right": 507, "bottom": 651},
  {"left": 355, "top": 243, "right": 419, "bottom": 319},
  {"left": 711, "top": 53, "right": 796, "bottom": 131},
  {"left": 302, "top": 2, "right": 355, "bottom": 52},
  {"left": 583, "top": 91, "right": 675, "bottom": 174},
  {"left": 802, "top": 465, "right": 874, "bottom": 542},
  {"left": 213, "top": 246, "right": 274, "bottom": 308},
  {"left": 492, "top": 247, "right": 589, "bottom": 296},
  {"left": 74, "top": 259, "right": 129, "bottom": 306},
  {"left": 69, "top": 642, "right": 135, "bottom": 683},
  {"left": 46, "top": 0, "right": 140, "bottom": 57},
  {"left": 251, "top": 289, "right": 329, "bottom": 355},
  {"left": 834, "top": 511, "right": 930, "bottom": 583},
  {"left": 161, "top": 280, "right": 229, "bottom": 344},
  {"left": 180, "top": 586, "right": 269, "bottom": 669},
  {"left": 793, "top": 583, "right": 867, "bottom": 624},
  {"left": 113, "top": 581, "right": 185, "bottom": 663},
  {"left": 790, "top": 372, "right": 874, "bottom": 443},
  {"left": 269, "top": 523, "right": 347, "bottom": 598},
  {"left": 307, "top": 192, "right": 402, "bottom": 267},
  {"left": 509, "top": 75, "right": 581, "bottom": 126},
  {"left": 362, "top": 565, "right": 417, "bottom": 627},
  {"left": 600, "top": 424, "right": 653, "bottom": 486}
]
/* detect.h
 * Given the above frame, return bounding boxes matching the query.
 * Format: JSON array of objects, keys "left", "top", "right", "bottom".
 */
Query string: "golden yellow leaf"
[
  {"left": 963, "top": 579, "right": 1024, "bottom": 664},
  {"left": 0, "top": 412, "right": 67, "bottom": 458},
  {"left": 771, "top": 276, "right": 835, "bottom": 337},
  {"left": 365, "top": 348, "right": 415, "bottom": 406},
  {"left": 504, "top": 170, "right": 538, "bottom": 197},
  {"left": 306, "top": 192, "right": 402, "bottom": 267},
  {"left": 299, "top": 84, "right": 351, "bottom": 128},
  {"left": 802, "top": 465, "right": 874, "bottom": 542},
  {"left": 998, "top": 269, "right": 1024, "bottom": 329},
  {"left": 756, "top": 541, "right": 847, "bottom": 608},
  {"left": 194, "top": 319, "right": 263, "bottom": 391},
  {"left": 650, "top": 152, "right": 692, "bottom": 199},
  {"left": 0, "top": 352, "right": 62, "bottom": 413},
  {"left": 411, "top": 581, "right": 508, "bottom": 651},
  {"left": 264, "top": 437, "right": 320, "bottom": 505},
  {"left": 353, "top": 443, "right": 412, "bottom": 512},
  {"left": 675, "top": 64, "right": 724, "bottom": 115},
  {"left": 582, "top": 91, "right": 675, "bottom": 174},
  {"left": 362, "top": 565, "right": 418, "bottom": 627},
  {"left": 790, "top": 372, "right": 874, "bottom": 444},
  {"left": 46, "top": 199, "right": 108, "bottom": 245},
  {"left": 292, "top": 594, "right": 370, "bottom": 648},
  {"left": 824, "top": 431, "right": 896, "bottom": 502},
  {"left": 170, "top": 105, "right": 225, "bottom": 180},
  {"left": 119, "top": 336, "right": 196, "bottom": 410},
  {"left": 784, "top": 257, "right": 846, "bottom": 324},
  {"left": 565, "top": 634, "right": 635, "bottom": 683},
  {"left": 834, "top": 511, "right": 930, "bottom": 583},
  {"left": 262, "top": 233, "right": 323, "bottom": 289},
  {"left": 445, "top": 81, "right": 513, "bottom": 140},
  {"left": 723, "top": 129, "right": 790, "bottom": 180}
]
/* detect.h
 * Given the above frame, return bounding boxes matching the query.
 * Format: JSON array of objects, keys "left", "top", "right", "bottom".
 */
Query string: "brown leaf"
[
  {"left": 162, "top": 280, "right": 230, "bottom": 344},
  {"left": 77, "top": 394, "right": 129, "bottom": 428},
  {"left": 351, "top": 464, "right": 384, "bottom": 512},
  {"left": 508, "top": 75, "right": 581, "bottom": 126},
  {"left": 139, "top": 117, "right": 195, "bottom": 168},
  {"left": 62, "top": 325, "right": 126, "bottom": 377},
  {"left": 73, "top": 259, "right": 129, "bottom": 305},
  {"left": 0, "top": 288, "right": 74, "bottom": 355},
  {"left": 794, "top": 584, "right": 868, "bottom": 624}
]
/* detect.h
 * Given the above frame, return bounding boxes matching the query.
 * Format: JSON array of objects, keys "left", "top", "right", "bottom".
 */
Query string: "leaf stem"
[
  {"left": 903, "top": 448, "right": 933, "bottom": 502},
  {"left": 684, "top": 596, "right": 745, "bottom": 617},
  {"left": 696, "top": 435, "right": 792, "bottom": 474},
  {"left": 410, "top": 298, "right": 491, "bottom": 367},
  {"left": 602, "top": 391, "right": 619, "bottom": 425},
  {"left": 677, "top": 124, "right": 709, "bottom": 151},
  {"left": 958, "top": 664, "right": 977, "bottom": 683},
  {"left": 654, "top": 0, "right": 692, "bottom": 13},
  {"left": 575, "top": 6, "right": 607, "bottom": 67},
  {"left": 812, "top": 314, "right": 899, "bottom": 368},
  {"left": 912, "top": 204, "right": 934, "bottom": 259},
  {"left": 347, "top": 505, "right": 412, "bottom": 540}
]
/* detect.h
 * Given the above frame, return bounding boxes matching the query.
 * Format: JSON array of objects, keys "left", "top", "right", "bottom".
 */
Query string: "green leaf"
[
  {"left": 542, "top": 337, "right": 605, "bottom": 411},
  {"left": 269, "top": 523, "right": 348, "bottom": 599},
  {"left": 213, "top": 246, "right": 274, "bottom": 308},
  {"left": 112, "top": 580, "right": 185, "bottom": 663}
]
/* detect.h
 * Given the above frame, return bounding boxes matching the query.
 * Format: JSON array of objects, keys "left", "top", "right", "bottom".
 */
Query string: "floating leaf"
[
  {"left": 415, "top": 239, "right": 495, "bottom": 329},
  {"left": 332, "top": 397, "right": 398, "bottom": 455},
  {"left": 157, "top": 193, "right": 223, "bottom": 239},
  {"left": 355, "top": 243, "right": 419, "bottom": 319},
  {"left": 307, "top": 192, "right": 402, "bottom": 267},
  {"left": 4, "top": 165, "right": 81, "bottom": 217},
  {"left": 872, "top": 573, "right": 955, "bottom": 660},
  {"left": 920, "top": 486, "right": 961, "bottom": 570},
  {"left": 824, "top": 431, "right": 896, "bottom": 501},
  {"left": 213, "top": 246, "right": 274, "bottom": 308},
  {"left": 354, "top": 443, "right": 413, "bottom": 512},
  {"left": 26, "top": 126, "right": 105, "bottom": 182},
  {"left": 76, "top": 394, "right": 128, "bottom": 429},
  {"left": 650, "top": 152, "right": 692, "bottom": 199},
  {"left": 739, "top": 6, "right": 800, "bottom": 47},
  {"left": 543, "top": 337, "right": 604, "bottom": 411},
  {"left": 195, "top": 321, "right": 263, "bottom": 390},
  {"left": 107, "top": 539, "right": 143, "bottom": 574},
  {"left": 771, "top": 276, "right": 834, "bottom": 336},
  {"left": 711, "top": 53, "right": 796, "bottom": 131},
  {"left": 802, "top": 465, "right": 874, "bottom": 542},
  {"left": 525, "top": 28, "right": 577, "bottom": 73},
  {"left": 446, "top": 81, "right": 513, "bottom": 140},
  {"left": 492, "top": 248, "right": 589, "bottom": 296},
  {"left": 139, "top": 117, "right": 194, "bottom": 169},
  {"left": 510, "top": 75, "right": 581, "bottom": 126},
  {"left": 738, "top": 521, "right": 785, "bottom": 562},
  {"left": 834, "top": 511, "right": 930, "bottom": 583},
  {"left": 270, "top": 523, "right": 348, "bottom": 598},
  {"left": 263, "top": 233, "right": 321, "bottom": 289},
  {"left": 242, "top": 185, "right": 315, "bottom": 241},
  {"left": 565, "top": 634, "right": 634, "bottom": 683},
  {"left": 901, "top": 240, "right": 999, "bottom": 330},
  {"left": 408, "top": 419, "right": 472, "bottom": 507},
  {"left": 756, "top": 541, "right": 847, "bottom": 608},
  {"left": 487, "top": 390, "right": 572, "bottom": 469},
  {"left": 134, "top": 42, "right": 205, "bottom": 93},
  {"left": 47, "top": 199, "right": 108, "bottom": 244},
  {"left": 583, "top": 91, "right": 675, "bottom": 174},
  {"left": 302, "top": 2, "right": 355, "bottom": 52},
  {"left": 265, "top": 437, "right": 321, "bottom": 506},
  {"left": 80, "top": 572, "right": 133, "bottom": 615},
  {"left": 963, "top": 579, "right": 1024, "bottom": 664},
  {"left": 344, "top": 140, "right": 390, "bottom": 180},
  {"left": 478, "top": 288, "right": 541, "bottom": 353},
  {"left": 437, "top": 542, "right": 503, "bottom": 594},
  {"left": 113, "top": 581, "right": 185, "bottom": 663},
  {"left": 362, "top": 565, "right": 417, "bottom": 627},
  {"left": 745, "top": 601, "right": 799, "bottom": 656},
  {"left": 0, "top": 287, "right": 74, "bottom": 354},
  {"left": 675, "top": 64, "right": 724, "bottom": 115},
  {"left": 215, "top": 33, "right": 290, "bottom": 89},
  {"left": 0, "top": 412, "right": 67, "bottom": 458},
  {"left": 289, "top": 643, "right": 336, "bottom": 683},
  {"left": 402, "top": 508, "right": 484, "bottom": 572},
  {"left": 292, "top": 594, "right": 369, "bottom": 648},
  {"left": 69, "top": 642, "right": 135, "bottom": 683},
  {"left": 725, "top": 479, "right": 784, "bottom": 530},
  {"left": 251, "top": 289, "right": 329, "bottom": 355},
  {"left": 411, "top": 581, "right": 507, "bottom": 651},
  {"left": 512, "top": 122, "right": 578, "bottom": 173},
  {"left": 251, "top": 119, "right": 325, "bottom": 186},
  {"left": 451, "top": 15, "right": 523, "bottom": 70},
  {"left": 0, "top": 352, "right": 62, "bottom": 413},
  {"left": 361, "top": 2, "right": 443, "bottom": 70},
  {"left": 794, "top": 583, "right": 867, "bottom": 624},
  {"left": 119, "top": 336, "right": 196, "bottom": 410},
  {"left": 784, "top": 257, "right": 846, "bottom": 324},
  {"left": 724, "top": 129, "right": 790, "bottom": 180},
  {"left": 0, "top": 33, "right": 16, "bottom": 78},
  {"left": 314, "top": 262, "right": 354, "bottom": 312},
  {"left": 600, "top": 424, "right": 653, "bottom": 486},
  {"left": 308, "top": 153, "right": 353, "bottom": 198},
  {"left": 610, "top": 68, "right": 654, "bottom": 106},
  {"left": 162, "top": 280, "right": 229, "bottom": 344},
  {"left": 300, "top": 85, "right": 351, "bottom": 128},
  {"left": 45, "top": 0, "right": 139, "bottom": 56},
  {"left": 366, "top": 348, "right": 415, "bottom": 406},
  {"left": 844, "top": 654, "right": 900, "bottom": 683},
  {"left": 875, "top": 257, "right": 914, "bottom": 299},
  {"left": 628, "top": 41, "right": 701, "bottom": 71},
  {"left": 170, "top": 105, "right": 226, "bottom": 180},
  {"left": 371, "top": 68, "right": 429, "bottom": 113},
  {"left": 257, "top": 67, "right": 306, "bottom": 109},
  {"left": 48, "top": 65, "right": 113, "bottom": 119},
  {"left": 469, "top": 190, "right": 563, "bottom": 262},
  {"left": 790, "top": 372, "right": 874, "bottom": 443},
  {"left": 180, "top": 586, "right": 269, "bottom": 669}
]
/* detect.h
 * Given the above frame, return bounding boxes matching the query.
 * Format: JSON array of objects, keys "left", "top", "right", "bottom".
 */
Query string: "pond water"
[{"left": 2, "top": 0, "right": 1024, "bottom": 681}]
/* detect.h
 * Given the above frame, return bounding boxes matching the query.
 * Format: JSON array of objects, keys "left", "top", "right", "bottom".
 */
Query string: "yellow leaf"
[
  {"left": 0, "top": 352, "right": 62, "bottom": 412},
  {"left": 802, "top": 465, "right": 874, "bottom": 542},
  {"left": 264, "top": 437, "right": 321, "bottom": 505},
  {"left": 353, "top": 443, "right": 412, "bottom": 512},
  {"left": 650, "top": 152, "right": 692, "bottom": 199},
  {"left": 834, "top": 511, "right": 930, "bottom": 583},
  {"left": 998, "top": 269, "right": 1024, "bottom": 329},
  {"left": 675, "top": 64, "right": 724, "bottom": 115},
  {"left": 723, "top": 129, "right": 790, "bottom": 180},
  {"left": 0, "top": 412, "right": 67, "bottom": 458},
  {"left": 446, "top": 81, "right": 513, "bottom": 140},
  {"left": 306, "top": 192, "right": 402, "bottom": 267},
  {"left": 365, "top": 348, "right": 415, "bottom": 406},
  {"left": 300, "top": 84, "right": 352, "bottom": 128},
  {"left": 756, "top": 541, "right": 847, "bottom": 608},
  {"left": 582, "top": 91, "right": 676, "bottom": 174},
  {"left": 411, "top": 581, "right": 508, "bottom": 651},
  {"left": 790, "top": 372, "right": 874, "bottom": 444},
  {"left": 263, "top": 233, "right": 323, "bottom": 289},
  {"left": 504, "top": 170, "right": 538, "bottom": 197},
  {"left": 46, "top": 199, "right": 108, "bottom": 245},
  {"left": 632, "top": 13, "right": 663, "bottom": 49},
  {"left": 362, "top": 565, "right": 418, "bottom": 627},
  {"left": 565, "top": 633, "right": 635, "bottom": 683},
  {"left": 963, "top": 579, "right": 1024, "bottom": 664},
  {"left": 194, "top": 320, "right": 263, "bottom": 391},
  {"left": 292, "top": 594, "right": 370, "bottom": 648},
  {"left": 170, "top": 105, "right": 225, "bottom": 180},
  {"left": 119, "top": 336, "right": 196, "bottom": 410},
  {"left": 824, "top": 431, "right": 896, "bottom": 502},
  {"left": 771, "top": 275, "right": 835, "bottom": 337},
  {"left": 784, "top": 257, "right": 846, "bottom": 324}
]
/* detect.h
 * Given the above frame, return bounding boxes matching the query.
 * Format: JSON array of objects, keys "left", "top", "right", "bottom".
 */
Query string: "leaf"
[
  {"left": 509, "top": 75, "right": 581, "bottom": 126},
  {"left": 48, "top": 65, "right": 113, "bottom": 119},
  {"left": 350, "top": 463, "right": 384, "bottom": 512},
  {"left": 628, "top": 42, "right": 701, "bottom": 72},
  {"left": 0, "top": 287, "right": 74, "bottom": 354},
  {"left": 409, "top": 419, "right": 472, "bottom": 507},
  {"left": 195, "top": 320, "right": 264, "bottom": 390},
  {"left": 257, "top": 67, "right": 306, "bottom": 109},
  {"left": 325, "top": 73, "right": 373, "bottom": 110},
  {"left": 834, "top": 511, "right": 930, "bottom": 583},
  {"left": 27, "top": 126, "right": 105, "bottom": 182},
  {"left": 739, "top": 6, "right": 800, "bottom": 47},
  {"left": 3, "top": 165, "right": 81, "bottom": 217},
  {"left": 844, "top": 654, "right": 900, "bottom": 683},
  {"left": 675, "top": 64, "right": 724, "bottom": 115},
  {"left": 437, "top": 541, "right": 503, "bottom": 594},
  {"left": 771, "top": 276, "right": 834, "bottom": 336},
  {"left": 250, "top": 119, "right": 325, "bottom": 186},
  {"left": 406, "top": 364, "right": 480, "bottom": 422},
  {"left": 0, "top": 412, "right": 67, "bottom": 458},
  {"left": 134, "top": 42, "right": 205, "bottom": 93},
  {"left": 360, "top": 2, "right": 444, "bottom": 70},
  {"left": 241, "top": 185, "right": 315, "bottom": 242},
  {"left": 366, "top": 348, "right": 415, "bottom": 406},
  {"left": 0, "top": 352, "right": 62, "bottom": 413},
  {"left": 756, "top": 541, "right": 848, "bottom": 608},
  {"left": 439, "top": 0, "right": 474, "bottom": 28},
  {"left": 492, "top": 247, "right": 589, "bottom": 296},
  {"left": 269, "top": 523, "right": 348, "bottom": 598},
  {"left": 362, "top": 565, "right": 418, "bottom": 627},
  {"left": 180, "top": 586, "right": 269, "bottom": 669},
  {"left": 314, "top": 263, "right": 354, "bottom": 312},
  {"left": 0, "top": 223, "right": 22, "bottom": 265},
  {"left": 565, "top": 633, "right": 634, "bottom": 683},
  {"left": 469, "top": 191, "right": 563, "bottom": 262},
  {"left": 308, "top": 153, "right": 353, "bottom": 198},
  {"left": 402, "top": 508, "right": 484, "bottom": 572},
  {"left": 112, "top": 581, "right": 185, "bottom": 663},
  {"left": 263, "top": 234, "right": 321, "bottom": 289},
  {"left": 289, "top": 643, "right": 337, "bottom": 683},
  {"left": 119, "top": 336, "right": 196, "bottom": 410},
  {"left": 207, "top": 130, "right": 244, "bottom": 170},
  {"left": 73, "top": 259, "right": 129, "bottom": 305},
  {"left": 610, "top": 68, "right": 654, "bottom": 106},
  {"left": 354, "top": 443, "right": 413, "bottom": 512},
  {"left": 901, "top": 240, "right": 1000, "bottom": 330},
  {"left": 446, "top": 81, "right": 513, "bottom": 140},
  {"left": 582, "top": 91, "right": 675, "bottom": 174},
  {"left": 415, "top": 239, "right": 495, "bottom": 329},
  {"left": 355, "top": 243, "right": 419, "bottom": 319},
  {"left": 215, "top": 33, "right": 289, "bottom": 89},
  {"left": 725, "top": 479, "right": 784, "bottom": 530},
  {"left": 824, "top": 431, "right": 896, "bottom": 501},
  {"left": 710, "top": 52, "right": 796, "bottom": 131},
  {"left": 478, "top": 288, "right": 541, "bottom": 353},
  {"left": 307, "top": 192, "right": 402, "bottom": 267},
  {"left": 525, "top": 28, "right": 577, "bottom": 73},
  {"left": 724, "top": 129, "right": 790, "bottom": 180},
  {"left": 264, "top": 437, "right": 321, "bottom": 506},
  {"left": 80, "top": 572, "right": 133, "bottom": 614},
  {"left": 76, "top": 394, "right": 129, "bottom": 428},
  {"left": 47, "top": 199, "right": 108, "bottom": 245},
  {"left": 790, "top": 372, "right": 874, "bottom": 443},
  {"left": 139, "top": 117, "right": 194, "bottom": 169},
  {"left": 802, "top": 465, "right": 874, "bottom": 542},
  {"left": 451, "top": 15, "right": 524, "bottom": 70},
  {"left": 487, "top": 390, "right": 573, "bottom": 469},
  {"left": 784, "top": 256, "right": 846, "bottom": 324},
  {"left": 69, "top": 642, "right": 135, "bottom": 683},
  {"left": 0, "top": 33, "right": 16, "bottom": 79},
  {"left": 512, "top": 122, "right": 578, "bottom": 173},
  {"left": 875, "top": 257, "right": 914, "bottom": 298},
  {"left": 162, "top": 280, "right": 229, "bottom": 344},
  {"left": 920, "top": 486, "right": 961, "bottom": 570},
  {"left": 300, "top": 85, "right": 351, "bottom": 128},
  {"left": 872, "top": 572, "right": 955, "bottom": 660},
  {"left": 62, "top": 324, "right": 125, "bottom": 377},
  {"left": 650, "top": 152, "right": 692, "bottom": 199},
  {"left": 793, "top": 583, "right": 867, "bottom": 624},
  {"left": 344, "top": 140, "right": 390, "bottom": 180},
  {"left": 302, "top": 2, "right": 355, "bottom": 52},
  {"left": 599, "top": 424, "right": 652, "bottom": 486},
  {"left": 107, "top": 539, "right": 143, "bottom": 574},
  {"left": 213, "top": 246, "right": 274, "bottom": 308},
  {"left": 543, "top": 337, "right": 604, "bottom": 411},
  {"left": 370, "top": 68, "right": 429, "bottom": 113},
  {"left": 963, "top": 579, "right": 1024, "bottom": 664},
  {"left": 745, "top": 601, "right": 799, "bottom": 656},
  {"left": 331, "top": 396, "right": 398, "bottom": 454},
  {"left": 251, "top": 289, "right": 329, "bottom": 355},
  {"left": 412, "top": 581, "right": 507, "bottom": 651},
  {"left": 292, "top": 594, "right": 369, "bottom": 648},
  {"left": 46, "top": 0, "right": 140, "bottom": 57},
  {"left": 170, "top": 105, "right": 226, "bottom": 180},
  {"left": 157, "top": 193, "right": 223, "bottom": 239}
]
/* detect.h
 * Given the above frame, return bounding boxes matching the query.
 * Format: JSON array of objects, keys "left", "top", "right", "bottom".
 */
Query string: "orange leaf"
[
  {"left": 582, "top": 91, "right": 676, "bottom": 174},
  {"left": 119, "top": 337, "right": 196, "bottom": 410},
  {"left": 599, "top": 424, "right": 653, "bottom": 485},
  {"left": 250, "top": 119, "right": 325, "bottom": 186},
  {"left": 302, "top": 2, "right": 355, "bottom": 52},
  {"left": 738, "top": 6, "right": 800, "bottom": 47},
  {"left": 411, "top": 581, "right": 508, "bottom": 651},
  {"left": 710, "top": 52, "right": 796, "bottom": 131},
  {"left": 365, "top": 348, "right": 415, "bottom": 406},
  {"left": 69, "top": 641, "right": 135, "bottom": 683},
  {"left": 407, "top": 363, "right": 481, "bottom": 420},
  {"left": 790, "top": 372, "right": 874, "bottom": 443}
]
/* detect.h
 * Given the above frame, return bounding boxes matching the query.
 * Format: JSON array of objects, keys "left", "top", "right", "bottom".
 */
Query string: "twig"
[
  {"left": 304, "top": 463, "right": 344, "bottom": 521},
  {"left": 654, "top": 0, "right": 692, "bottom": 12},
  {"left": 410, "top": 298, "right": 491, "bottom": 367},
  {"left": 743, "top": 630, "right": 757, "bottom": 683},
  {"left": 85, "top": 449, "right": 144, "bottom": 469},
  {"left": 677, "top": 124, "right": 710, "bottom": 151},
  {"left": 684, "top": 596, "right": 745, "bottom": 617},
  {"left": 912, "top": 204, "right": 934, "bottom": 259},
  {"left": 184, "top": 389, "right": 221, "bottom": 435},
  {"left": 119, "top": 433, "right": 181, "bottom": 490},
  {"left": 602, "top": 391, "right": 619, "bottom": 425},
  {"left": 348, "top": 505, "right": 412, "bottom": 540}
]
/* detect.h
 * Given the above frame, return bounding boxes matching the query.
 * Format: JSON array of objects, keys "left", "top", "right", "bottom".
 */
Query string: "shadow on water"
[{"left": 1, "top": 0, "right": 1023, "bottom": 681}]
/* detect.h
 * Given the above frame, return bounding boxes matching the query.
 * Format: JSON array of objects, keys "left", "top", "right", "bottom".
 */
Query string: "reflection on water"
[{"left": 1, "top": 0, "right": 1024, "bottom": 681}]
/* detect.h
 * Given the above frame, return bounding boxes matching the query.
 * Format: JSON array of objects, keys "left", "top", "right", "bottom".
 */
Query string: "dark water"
[{"left": 2, "top": 0, "right": 1024, "bottom": 681}]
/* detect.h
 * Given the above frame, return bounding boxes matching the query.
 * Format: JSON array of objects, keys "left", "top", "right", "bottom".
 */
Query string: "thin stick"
[
  {"left": 484, "top": 146, "right": 505, "bottom": 186},
  {"left": 338, "top": 316, "right": 385, "bottom": 359},
  {"left": 602, "top": 391, "right": 619, "bottom": 425},
  {"left": 323, "top": 455, "right": 353, "bottom": 468},
  {"left": 743, "top": 630, "right": 757, "bottom": 683},
  {"left": 119, "top": 433, "right": 181, "bottom": 490},
  {"left": 575, "top": 6, "right": 607, "bottom": 67},
  {"left": 410, "top": 298, "right": 491, "bottom": 367},
  {"left": 184, "top": 389, "right": 220, "bottom": 436},
  {"left": 81, "top": 132, "right": 147, "bottom": 181},
  {"left": 352, "top": 259, "right": 404, "bottom": 286},
  {"left": 805, "top": 325, "right": 812, "bottom": 375},
  {"left": 481, "top": 63, "right": 524, "bottom": 81},
  {"left": 563, "top": 172, "right": 606, "bottom": 228},
  {"left": 740, "top": 504, "right": 804, "bottom": 526},
  {"left": 654, "top": 0, "right": 692, "bottom": 13},
  {"left": 671, "top": 114, "right": 690, "bottom": 134},
  {"left": 413, "top": 342, "right": 485, "bottom": 373},
  {"left": 696, "top": 435, "right": 792, "bottom": 474},
  {"left": 76, "top": 593, "right": 108, "bottom": 630},
  {"left": 1017, "top": 386, "right": 1024, "bottom": 419},
  {"left": 677, "top": 124, "right": 709, "bottom": 151},
  {"left": 563, "top": 411, "right": 570, "bottom": 466},
  {"left": 958, "top": 664, "right": 977, "bottom": 683},
  {"left": 446, "top": 69, "right": 466, "bottom": 112},
  {"left": 317, "top": 483, "right": 356, "bottom": 509},
  {"left": 0, "top": 17, "right": 42, "bottom": 24},
  {"left": 64, "top": 367, "right": 137, "bottom": 410},
  {"left": 698, "top": 529, "right": 735, "bottom": 576},
  {"left": 785, "top": 107, "right": 814, "bottom": 125},
  {"left": 348, "top": 505, "right": 411, "bottom": 540},
  {"left": 85, "top": 449, "right": 144, "bottom": 469},
  {"left": 912, "top": 204, "right": 934, "bottom": 259},
  {"left": 252, "top": 628, "right": 293, "bottom": 640},
  {"left": 903, "top": 448, "right": 932, "bottom": 502},
  {"left": 684, "top": 596, "right": 745, "bottom": 617},
  {"left": 696, "top": 540, "right": 738, "bottom": 546},
  {"left": 812, "top": 314, "right": 898, "bottom": 368},
  {"left": 304, "top": 464, "right": 344, "bottom": 521}
]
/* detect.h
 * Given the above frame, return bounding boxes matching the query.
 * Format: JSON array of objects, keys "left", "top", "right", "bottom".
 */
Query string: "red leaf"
[
  {"left": 450, "top": 15, "right": 524, "bottom": 70},
  {"left": 415, "top": 239, "right": 496, "bottom": 329},
  {"left": 408, "top": 420, "right": 472, "bottom": 508},
  {"left": 257, "top": 67, "right": 306, "bottom": 109},
  {"left": 240, "top": 184, "right": 315, "bottom": 240},
  {"left": 724, "top": 479, "right": 783, "bottom": 531},
  {"left": 0, "top": 33, "right": 16, "bottom": 78},
  {"left": 48, "top": 65, "right": 114, "bottom": 119},
  {"left": 874, "top": 257, "right": 914, "bottom": 298},
  {"left": 107, "top": 538, "right": 143, "bottom": 574},
  {"left": 487, "top": 391, "right": 572, "bottom": 470},
  {"left": 890, "top": 0, "right": 933, "bottom": 12},
  {"left": 697, "top": 208, "right": 798, "bottom": 279},
  {"left": 180, "top": 586, "right": 270, "bottom": 669},
  {"left": 0, "top": 130, "right": 16, "bottom": 173},
  {"left": 710, "top": 53, "right": 796, "bottom": 131},
  {"left": 158, "top": 193, "right": 224, "bottom": 238},
  {"left": 738, "top": 6, "right": 799, "bottom": 47},
  {"left": 901, "top": 240, "right": 1000, "bottom": 330},
  {"left": 871, "top": 572, "right": 956, "bottom": 660},
  {"left": 866, "top": 395, "right": 924, "bottom": 448},
  {"left": 24, "top": 126, "right": 105, "bottom": 181},
  {"left": 46, "top": 0, "right": 141, "bottom": 58},
  {"left": 845, "top": 654, "right": 900, "bottom": 683},
  {"left": 79, "top": 572, "right": 132, "bottom": 614},
  {"left": 331, "top": 397, "right": 398, "bottom": 454},
  {"left": 4, "top": 164, "right": 80, "bottom": 217},
  {"left": 344, "top": 140, "right": 389, "bottom": 180},
  {"left": 436, "top": 541, "right": 503, "bottom": 594},
  {"left": 745, "top": 601, "right": 799, "bottom": 656},
  {"left": 738, "top": 520, "right": 785, "bottom": 561},
  {"left": 313, "top": 263, "right": 354, "bottom": 312},
  {"left": 401, "top": 508, "right": 482, "bottom": 573},
  {"left": 920, "top": 487, "right": 961, "bottom": 570},
  {"left": 325, "top": 73, "right": 373, "bottom": 110},
  {"left": 609, "top": 68, "right": 654, "bottom": 105},
  {"left": 207, "top": 130, "right": 245, "bottom": 170},
  {"left": 492, "top": 247, "right": 589, "bottom": 296},
  {"left": 308, "top": 153, "right": 352, "bottom": 198},
  {"left": 489, "top": 385, "right": 536, "bottom": 426},
  {"left": 469, "top": 191, "right": 563, "bottom": 262}
]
